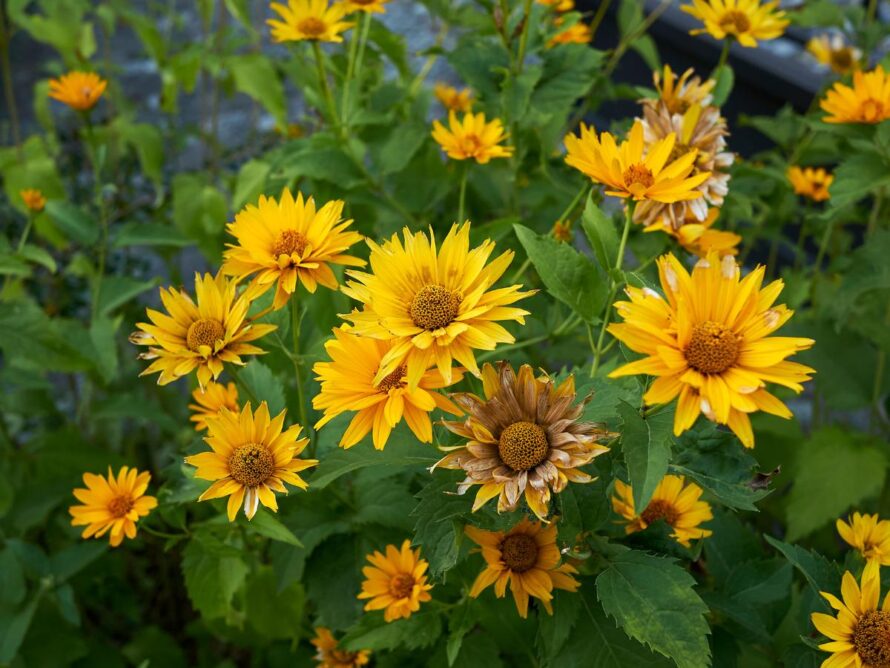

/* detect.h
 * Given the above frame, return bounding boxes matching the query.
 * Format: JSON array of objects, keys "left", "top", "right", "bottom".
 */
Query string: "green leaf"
[
  {"left": 825, "top": 230, "right": 890, "bottom": 322},
  {"left": 97, "top": 277, "right": 157, "bottom": 316},
  {"left": 244, "top": 509, "right": 303, "bottom": 546},
  {"left": 596, "top": 550, "right": 711, "bottom": 668},
  {"left": 116, "top": 121, "right": 164, "bottom": 186},
  {"left": 630, "top": 35, "right": 660, "bottom": 72},
  {"left": 113, "top": 222, "right": 190, "bottom": 248},
  {"left": 49, "top": 542, "right": 107, "bottom": 582},
  {"left": 513, "top": 224, "right": 607, "bottom": 323},
  {"left": 244, "top": 566, "right": 304, "bottom": 639},
  {"left": 0, "top": 549, "right": 25, "bottom": 606},
  {"left": 0, "top": 252, "right": 31, "bottom": 277},
  {"left": 275, "top": 134, "right": 365, "bottom": 190},
  {"left": 829, "top": 152, "right": 890, "bottom": 208},
  {"left": 0, "top": 596, "right": 40, "bottom": 664},
  {"left": 311, "top": 433, "right": 438, "bottom": 489},
  {"left": 181, "top": 534, "right": 248, "bottom": 620},
  {"left": 530, "top": 45, "right": 603, "bottom": 122},
  {"left": 341, "top": 609, "right": 443, "bottom": 651},
  {"left": 44, "top": 201, "right": 99, "bottom": 245},
  {"left": 375, "top": 124, "right": 429, "bottom": 175},
  {"left": 236, "top": 360, "right": 286, "bottom": 415},
  {"left": 227, "top": 54, "right": 286, "bottom": 128},
  {"left": 711, "top": 65, "right": 734, "bottom": 107},
  {"left": 18, "top": 244, "right": 56, "bottom": 273},
  {"left": 581, "top": 195, "right": 619, "bottom": 271},
  {"left": 0, "top": 300, "right": 92, "bottom": 372},
  {"left": 537, "top": 589, "right": 581, "bottom": 658},
  {"left": 232, "top": 159, "right": 271, "bottom": 210},
  {"left": 616, "top": 400, "right": 672, "bottom": 512},
  {"left": 502, "top": 65, "right": 542, "bottom": 124},
  {"left": 411, "top": 474, "right": 469, "bottom": 577},
  {"left": 764, "top": 535, "right": 842, "bottom": 598}
]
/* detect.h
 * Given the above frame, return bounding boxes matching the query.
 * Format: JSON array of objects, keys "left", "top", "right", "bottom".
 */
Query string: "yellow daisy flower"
[
  {"left": 185, "top": 401, "right": 317, "bottom": 521},
  {"left": 358, "top": 540, "right": 433, "bottom": 622},
  {"left": 612, "top": 475, "right": 713, "bottom": 547},
  {"left": 435, "top": 362, "right": 612, "bottom": 521},
  {"left": 268, "top": 0, "right": 353, "bottom": 43},
  {"left": 340, "top": 222, "right": 533, "bottom": 388},
  {"left": 807, "top": 34, "right": 861, "bottom": 75},
  {"left": 433, "top": 83, "right": 473, "bottom": 112},
  {"left": 811, "top": 561, "right": 890, "bottom": 668},
  {"left": 310, "top": 627, "right": 371, "bottom": 667},
  {"left": 431, "top": 111, "right": 514, "bottom": 164},
  {"left": 20, "top": 189, "right": 46, "bottom": 213},
  {"left": 189, "top": 380, "right": 240, "bottom": 432},
  {"left": 648, "top": 64, "right": 715, "bottom": 115},
  {"left": 312, "top": 326, "right": 464, "bottom": 450},
  {"left": 221, "top": 189, "right": 365, "bottom": 310},
  {"left": 820, "top": 65, "right": 890, "bottom": 124},
  {"left": 787, "top": 166, "right": 833, "bottom": 202},
  {"left": 658, "top": 208, "right": 741, "bottom": 258},
  {"left": 548, "top": 18, "right": 592, "bottom": 47},
  {"left": 564, "top": 120, "right": 711, "bottom": 203},
  {"left": 465, "top": 518, "right": 579, "bottom": 618},
  {"left": 130, "top": 273, "right": 276, "bottom": 388},
  {"left": 607, "top": 252, "right": 815, "bottom": 448},
  {"left": 838, "top": 513, "right": 890, "bottom": 566},
  {"left": 69, "top": 466, "right": 157, "bottom": 547},
  {"left": 680, "top": 0, "right": 788, "bottom": 48},
  {"left": 48, "top": 71, "right": 107, "bottom": 111},
  {"left": 342, "top": 0, "right": 389, "bottom": 13}
]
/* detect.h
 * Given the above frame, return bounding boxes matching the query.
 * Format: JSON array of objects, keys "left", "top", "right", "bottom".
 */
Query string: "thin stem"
[
  {"left": 290, "top": 294, "right": 312, "bottom": 449},
  {"left": 614, "top": 200, "right": 633, "bottom": 273},
  {"left": 867, "top": 188, "right": 884, "bottom": 237},
  {"left": 457, "top": 163, "right": 469, "bottom": 223},
  {"left": 872, "top": 304, "right": 890, "bottom": 433},
  {"left": 868, "top": 0, "right": 879, "bottom": 22},
  {"left": 16, "top": 213, "right": 34, "bottom": 252},
  {"left": 0, "top": 10, "right": 21, "bottom": 156},
  {"left": 813, "top": 218, "right": 835, "bottom": 272},
  {"left": 714, "top": 39, "right": 731, "bottom": 74},
  {"left": 588, "top": 0, "right": 612, "bottom": 42},
  {"left": 341, "top": 16, "right": 362, "bottom": 122},
  {"left": 353, "top": 12, "right": 372, "bottom": 94},
  {"left": 515, "top": 0, "right": 534, "bottom": 74},
  {"left": 312, "top": 41, "right": 342, "bottom": 138}
]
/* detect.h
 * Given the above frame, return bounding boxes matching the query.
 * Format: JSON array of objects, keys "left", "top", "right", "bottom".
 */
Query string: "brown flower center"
[
  {"left": 641, "top": 499, "right": 679, "bottom": 526},
  {"left": 409, "top": 285, "right": 461, "bottom": 330},
  {"left": 462, "top": 133, "right": 483, "bottom": 155},
  {"left": 376, "top": 365, "right": 407, "bottom": 393},
  {"left": 228, "top": 443, "right": 275, "bottom": 487},
  {"left": 862, "top": 99, "right": 886, "bottom": 123},
  {"left": 272, "top": 229, "right": 309, "bottom": 258},
  {"left": 186, "top": 318, "right": 225, "bottom": 352},
  {"left": 622, "top": 163, "right": 655, "bottom": 195},
  {"left": 298, "top": 17, "right": 327, "bottom": 37},
  {"left": 498, "top": 421, "right": 550, "bottom": 471},
  {"left": 853, "top": 610, "right": 890, "bottom": 668},
  {"left": 500, "top": 534, "right": 539, "bottom": 573},
  {"left": 108, "top": 495, "right": 134, "bottom": 518},
  {"left": 389, "top": 573, "right": 415, "bottom": 599},
  {"left": 830, "top": 48, "right": 854, "bottom": 72},
  {"left": 718, "top": 10, "right": 751, "bottom": 34},
  {"left": 684, "top": 321, "right": 741, "bottom": 374}
]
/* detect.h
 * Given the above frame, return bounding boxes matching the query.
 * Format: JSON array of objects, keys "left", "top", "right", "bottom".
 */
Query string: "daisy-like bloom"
[
  {"left": 185, "top": 402, "right": 317, "bottom": 521},
  {"left": 312, "top": 326, "right": 464, "bottom": 449},
  {"left": 537, "top": 0, "right": 574, "bottom": 10},
  {"left": 646, "top": 64, "right": 715, "bottom": 115},
  {"left": 465, "top": 518, "right": 580, "bottom": 618},
  {"left": 821, "top": 65, "right": 890, "bottom": 124},
  {"left": 634, "top": 103, "right": 734, "bottom": 230},
  {"left": 268, "top": 0, "right": 352, "bottom": 43},
  {"left": 564, "top": 120, "right": 711, "bottom": 203},
  {"left": 612, "top": 475, "right": 713, "bottom": 547},
  {"left": 607, "top": 252, "right": 816, "bottom": 448},
  {"left": 431, "top": 111, "right": 514, "bottom": 164},
  {"left": 130, "top": 273, "right": 275, "bottom": 388},
  {"left": 48, "top": 71, "right": 107, "bottom": 111},
  {"left": 358, "top": 540, "right": 433, "bottom": 622},
  {"left": 340, "top": 223, "right": 532, "bottom": 388},
  {"left": 657, "top": 208, "right": 741, "bottom": 258},
  {"left": 548, "top": 18, "right": 592, "bottom": 47},
  {"left": 20, "top": 189, "right": 46, "bottom": 213},
  {"left": 433, "top": 83, "right": 473, "bottom": 112},
  {"left": 69, "top": 466, "right": 157, "bottom": 547},
  {"left": 811, "top": 561, "right": 890, "bottom": 668},
  {"left": 221, "top": 189, "right": 365, "bottom": 310},
  {"left": 837, "top": 513, "right": 890, "bottom": 566},
  {"left": 807, "top": 34, "right": 861, "bottom": 75},
  {"left": 435, "top": 362, "right": 612, "bottom": 520},
  {"left": 787, "top": 166, "right": 833, "bottom": 202},
  {"left": 189, "top": 380, "right": 239, "bottom": 432},
  {"left": 310, "top": 627, "right": 371, "bottom": 667},
  {"left": 681, "top": 0, "right": 788, "bottom": 48},
  {"left": 342, "top": 0, "right": 389, "bottom": 14}
]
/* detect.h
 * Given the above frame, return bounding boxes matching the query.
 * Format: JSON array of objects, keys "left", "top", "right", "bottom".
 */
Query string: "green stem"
[
  {"left": 813, "top": 218, "right": 835, "bottom": 272},
  {"left": 588, "top": 0, "right": 612, "bottom": 42},
  {"left": 714, "top": 39, "right": 731, "bottom": 75},
  {"left": 290, "top": 294, "right": 312, "bottom": 449},
  {"left": 312, "top": 41, "right": 342, "bottom": 138},
  {"left": 0, "top": 11, "right": 21, "bottom": 156},
  {"left": 353, "top": 11, "right": 372, "bottom": 94},
  {"left": 867, "top": 188, "right": 884, "bottom": 237},
  {"left": 457, "top": 163, "right": 469, "bottom": 223},
  {"left": 16, "top": 213, "right": 34, "bottom": 253},
  {"left": 515, "top": 0, "right": 534, "bottom": 74},
  {"left": 872, "top": 304, "right": 890, "bottom": 433},
  {"left": 341, "top": 16, "right": 362, "bottom": 122}
]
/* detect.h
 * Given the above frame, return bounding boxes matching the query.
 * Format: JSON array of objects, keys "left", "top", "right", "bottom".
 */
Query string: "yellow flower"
[
  {"left": 647, "top": 64, "right": 715, "bottom": 115},
  {"left": 340, "top": 223, "right": 532, "bottom": 387},
  {"left": 564, "top": 120, "right": 710, "bottom": 203},
  {"left": 612, "top": 475, "right": 713, "bottom": 547},
  {"left": 657, "top": 208, "right": 741, "bottom": 258},
  {"left": 807, "top": 34, "right": 861, "bottom": 75},
  {"left": 537, "top": 0, "right": 574, "bottom": 10},
  {"left": 189, "top": 381, "right": 240, "bottom": 432},
  {"left": 268, "top": 0, "right": 353, "bottom": 43},
  {"left": 435, "top": 362, "right": 612, "bottom": 521},
  {"left": 313, "top": 326, "right": 464, "bottom": 450},
  {"left": 130, "top": 273, "right": 276, "bottom": 388},
  {"left": 811, "top": 561, "right": 890, "bottom": 668},
  {"left": 222, "top": 189, "right": 365, "bottom": 310},
  {"left": 69, "top": 466, "right": 157, "bottom": 547},
  {"left": 464, "top": 518, "right": 580, "bottom": 618},
  {"left": 821, "top": 65, "right": 890, "bottom": 124},
  {"left": 342, "top": 0, "right": 389, "bottom": 13},
  {"left": 607, "top": 252, "right": 815, "bottom": 448},
  {"left": 548, "top": 17, "right": 592, "bottom": 47},
  {"left": 433, "top": 83, "right": 473, "bottom": 112},
  {"left": 48, "top": 71, "right": 107, "bottom": 111},
  {"left": 431, "top": 111, "right": 514, "bottom": 164},
  {"left": 20, "top": 189, "right": 46, "bottom": 213},
  {"left": 837, "top": 513, "right": 890, "bottom": 565},
  {"left": 185, "top": 402, "right": 316, "bottom": 521},
  {"left": 680, "top": 0, "right": 788, "bottom": 47},
  {"left": 358, "top": 540, "right": 433, "bottom": 622},
  {"left": 787, "top": 166, "right": 833, "bottom": 202},
  {"left": 310, "top": 627, "right": 371, "bottom": 667}
]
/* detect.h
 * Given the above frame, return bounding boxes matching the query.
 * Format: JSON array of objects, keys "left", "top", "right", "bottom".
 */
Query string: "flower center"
[
  {"left": 272, "top": 229, "right": 309, "bottom": 258},
  {"left": 862, "top": 99, "right": 885, "bottom": 123},
  {"left": 498, "top": 421, "right": 550, "bottom": 471},
  {"left": 228, "top": 443, "right": 275, "bottom": 487},
  {"left": 186, "top": 318, "right": 226, "bottom": 352},
  {"left": 298, "top": 17, "right": 327, "bottom": 37},
  {"left": 108, "top": 495, "right": 134, "bottom": 518},
  {"left": 500, "top": 534, "right": 539, "bottom": 573},
  {"left": 718, "top": 10, "right": 751, "bottom": 34},
  {"left": 389, "top": 573, "right": 415, "bottom": 599},
  {"left": 853, "top": 610, "right": 890, "bottom": 668},
  {"left": 641, "top": 499, "right": 680, "bottom": 526},
  {"left": 376, "top": 365, "right": 407, "bottom": 393},
  {"left": 684, "top": 321, "right": 741, "bottom": 374},
  {"left": 463, "top": 133, "right": 483, "bottom": 156},
  {"left": 622, "top": 163, "right": 655, "bottom": 196},
  {"left": 830, "top": 48, "right": 854, "bottom": 71},
  {"left": 409, "top": 285, "right": 461, "bottom": 330}
]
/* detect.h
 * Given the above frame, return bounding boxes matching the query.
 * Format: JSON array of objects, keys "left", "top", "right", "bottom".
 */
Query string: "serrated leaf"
[
  {"left": 581, "top": 195, "right": 619, "bottom": 271},
  {"left": 245, "top": 509, "right": 303, "bottom": 546},
  {"left": 764, "top": 535, "right": 842, "bottom": 600},
  {"left": 829, "top": 152, "right": 890, "bottom": 208},
  {"left": 341, "top": 608, "right": 443, "bottom": 652},
  {"left": 181, "top": 534, "right": 248, "bottom": 620},
  {"left": 616, "top": 400, "right": 673, "bottom": 512},
  {"left": 411, "top": 474, "right": 469, "bottom": 577},
  {"left": 311, "top": 433, "right": 438, "bottom": 490},
  {"left": 236, "top": 360, "right": 286, "bottom": 415}
]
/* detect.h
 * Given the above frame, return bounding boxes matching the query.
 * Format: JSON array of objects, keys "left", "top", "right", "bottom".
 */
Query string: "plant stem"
[
  {"left": 290, "top": 294, "right": 312, "bottom": 449},
  {"left": 588, "top": 0, "right": 612, "bottom": 42},
  {"left": 867, "top": 188, "right": 884, "bottom": 237},
  {"left": 312, "top": 41, "right": 342, "bottom": 138},
  {"left": 352, "top": 12, "right": 372, "bottom": 94},
  {"left": 871, "top": 304, "right": 890, "bottom": 433},
  {"left": 457, "top": 163, "right": 469, "bottom": 223},
  {"left": 0, "top": 10, "right": 21, "bottom": 156},
  {"left": 714, "top": 39, "right": 731, "bottom": 74},
  {"left": 341, "top": 16, "right": 362, "bottom": 122},
  {"left": 16, "top": 213, "right": 34, "bottom": 252},
  {"left": 515, "top": 0, "right": 534, "bottom": 74},
  {"left": 813, "top": 218, "right": 834, "bottom": 272}
]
